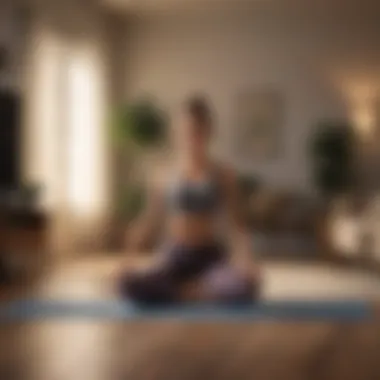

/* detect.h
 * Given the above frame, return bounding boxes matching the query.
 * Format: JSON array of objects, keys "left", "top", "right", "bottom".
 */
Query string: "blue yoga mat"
[{"left": 0, "top": 299, "right": 372, "bottom": 322}]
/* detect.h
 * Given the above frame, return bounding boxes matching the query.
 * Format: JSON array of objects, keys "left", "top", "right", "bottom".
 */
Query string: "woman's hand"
[
  {"left": 124, "top": 184, "right": 163, "bottom": 252},
  {"left": 232, "top": 249, "right": 262, "bottom": 283}
]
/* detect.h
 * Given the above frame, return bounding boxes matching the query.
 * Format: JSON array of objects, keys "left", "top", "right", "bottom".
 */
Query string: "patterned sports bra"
[{"left": 166, "top": 165, "right": 223, "bottom": 215}]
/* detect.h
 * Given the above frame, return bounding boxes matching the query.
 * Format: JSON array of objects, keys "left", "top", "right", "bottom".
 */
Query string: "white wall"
[{"left": 120, "top": 10, "right": 380, "bottom": 192}]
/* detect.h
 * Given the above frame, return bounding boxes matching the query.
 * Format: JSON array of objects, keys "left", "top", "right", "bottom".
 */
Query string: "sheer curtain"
[
  {"left": 24, "top": 7, "right": 111, "bottom": 255},
  {"left": 63, "top": 40, "right": 110, "bottom": 252}
]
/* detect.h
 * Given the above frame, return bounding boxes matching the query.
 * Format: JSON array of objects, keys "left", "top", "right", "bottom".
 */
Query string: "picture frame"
[{"left": 233, "top": 89, "right": 285, "bottom": 162}]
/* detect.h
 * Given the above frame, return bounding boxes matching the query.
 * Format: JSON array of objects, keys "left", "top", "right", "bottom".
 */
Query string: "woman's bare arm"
[
  {"left": 221, "top": 165, "right": 254, "bottom": 266},
  {"left": 125, "top": 183, "right": 164, "bottom": 251}
]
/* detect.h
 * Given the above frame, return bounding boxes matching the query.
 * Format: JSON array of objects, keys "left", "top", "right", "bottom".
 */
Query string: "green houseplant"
[
  {"left": 309, "top": 120, "right": 355, "bottom": 258},
  {"left": 309, "top": 120, "right": 355, "bottom": 198},
  {"left": 112, "top": 100, "right": 167, "bottom": 151}
]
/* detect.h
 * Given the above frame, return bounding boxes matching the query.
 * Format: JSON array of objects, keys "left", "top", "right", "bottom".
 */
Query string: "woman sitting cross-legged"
[{"left": 118, "top": 96, "right": 262, "bottom": 305}]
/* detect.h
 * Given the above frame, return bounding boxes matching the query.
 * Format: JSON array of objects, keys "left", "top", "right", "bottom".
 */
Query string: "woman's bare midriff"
[{"left": 167, "top": 214, "right": 218, "bottom": 246}]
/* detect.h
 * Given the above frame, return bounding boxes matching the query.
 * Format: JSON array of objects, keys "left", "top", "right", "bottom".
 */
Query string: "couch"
[{"left": 240, "top": 179, "right": 322, "bottom": 258}]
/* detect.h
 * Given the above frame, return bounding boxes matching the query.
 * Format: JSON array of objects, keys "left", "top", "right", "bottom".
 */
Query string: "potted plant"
[
  {"left": 112, "top": 99, "right": 167, "bottom": 151},
  {"left": 310, "top": 120, "right": 355, "bottom": 198},
  {"left": 309, "top": 119, "right": 355, "bottom": 258}
]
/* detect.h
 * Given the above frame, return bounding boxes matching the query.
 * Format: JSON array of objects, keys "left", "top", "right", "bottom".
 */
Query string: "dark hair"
[{"left": 183, "top": 96, "right": 213, "bottom": 132}]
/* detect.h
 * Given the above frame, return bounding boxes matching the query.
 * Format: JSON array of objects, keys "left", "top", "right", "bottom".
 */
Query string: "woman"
[{"left": 120, "top": 96, "right": 261, "bottom": 305}]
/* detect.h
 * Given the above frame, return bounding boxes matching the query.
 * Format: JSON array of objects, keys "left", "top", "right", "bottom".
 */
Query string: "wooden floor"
[{"left": 1, "top": 257, "right": 380, "bottom": 380}]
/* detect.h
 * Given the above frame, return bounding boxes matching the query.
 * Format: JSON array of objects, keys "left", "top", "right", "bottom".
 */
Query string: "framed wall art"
[{"left": 233, "top": 89, "right": 285, "bottom": 162}]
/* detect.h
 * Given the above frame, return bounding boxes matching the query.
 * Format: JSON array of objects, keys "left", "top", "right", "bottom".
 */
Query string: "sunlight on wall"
[
  {"left": 352, "top": 105, "right": 376, "bottom": 138},
  {"left": 351, "top": 84, "right": 378, "bottom": 140},
  {"left": 341, "top": 81, "right": 379, "bottom": 140},
  {"left": 66, "top": 44, "right": 108, "bottom": 220},
  {"left": 29, "top": 29, "right": 62, "bottom": 211}
]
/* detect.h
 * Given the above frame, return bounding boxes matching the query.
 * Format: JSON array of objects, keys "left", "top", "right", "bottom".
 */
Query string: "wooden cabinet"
[{"left": 0, "top": 210, "right": 47, "bottom": 283}]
